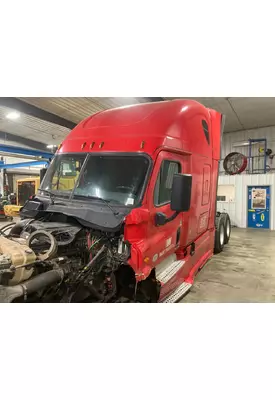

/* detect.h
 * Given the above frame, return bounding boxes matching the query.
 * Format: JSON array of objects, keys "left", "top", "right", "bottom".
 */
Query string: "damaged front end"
[
  {"left": 0, "top": 218, "right": 135, "bottom": 303},
  {"left": 0, "top": 151, "right": 160, "bottom": 303}
]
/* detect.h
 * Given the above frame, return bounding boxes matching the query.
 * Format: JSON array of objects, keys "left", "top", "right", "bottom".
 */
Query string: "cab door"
[{"left": 146, "top": 151, "right": 185, "bottom": 268}]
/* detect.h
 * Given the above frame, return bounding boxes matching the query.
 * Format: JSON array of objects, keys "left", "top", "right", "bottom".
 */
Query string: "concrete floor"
[{"left": 181, "top": 228, "right": 275, "bottom": 302}]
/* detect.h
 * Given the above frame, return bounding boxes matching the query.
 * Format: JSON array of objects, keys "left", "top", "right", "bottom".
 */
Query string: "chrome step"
[
  {"left": 156, "top": 260, "right": 185, "bottom": 284},
  {"left": 160, "top": 282, "right": 192, "bottom": 303}
]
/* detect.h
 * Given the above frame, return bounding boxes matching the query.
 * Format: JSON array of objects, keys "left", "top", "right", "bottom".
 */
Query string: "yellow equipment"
[
  {"left": 3, "top": 205, "right": 21, "bottom": 217},
  {"left": 4, "top": 177, "right": 40, "bottom": 217},
  {"left": 17, "top": 177, "right": 40, "bottom": 206},
  {"left": 4, "top": 173, "right": 78, "bottom": 218},
  {"left": 52, "top": 175, "right": 77, "bottom": 191},
  {"left": 3, "top": 161, "right": 79, "bottom": 220},
  {"left": 17, "top": 176, "right": 77, "bottom": 205}
]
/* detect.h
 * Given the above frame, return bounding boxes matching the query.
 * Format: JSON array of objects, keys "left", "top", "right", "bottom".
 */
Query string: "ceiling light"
[
  {"left": 47, "top": 144, "right": 57, "bottom": 149},
  {"left": 6, "top": 111, "right": 20, "bottom": 120},
  {"left": 233, "top": 141, "right": 249, "bottom": 147},
  {"left": 232, "top": 141, "right": 259, "bottom": 148}
]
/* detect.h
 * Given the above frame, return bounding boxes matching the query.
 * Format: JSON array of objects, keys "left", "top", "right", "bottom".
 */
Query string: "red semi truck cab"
[
  {"left": 52, "top": 99, "right": 229, "bottom": 302},
  {"left": 15, "top": 99, "right": 229, "bottom": 303}
]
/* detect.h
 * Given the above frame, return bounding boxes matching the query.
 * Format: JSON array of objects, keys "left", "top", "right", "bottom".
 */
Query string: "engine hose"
[
  {"left": 0, "top": 269, "right": 65, "bottom": 303},
  {"left": 72, "top": 245, "right": 106, "bottom": 300},
  {"left": 27, "top": 230, "right": 58, "bottom": 261},
  {"left": 85, "top": 244, "right": 106, "bottom": 270}
]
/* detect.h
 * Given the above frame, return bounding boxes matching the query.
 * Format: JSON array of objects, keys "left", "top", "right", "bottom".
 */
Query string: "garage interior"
[{"left": 0, "top": 97, "right": 275, "bottom": 302}]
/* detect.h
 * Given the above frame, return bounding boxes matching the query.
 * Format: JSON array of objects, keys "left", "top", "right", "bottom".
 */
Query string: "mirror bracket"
[{"left": 155, "top": 211, "right": 179, "bottom": 226}]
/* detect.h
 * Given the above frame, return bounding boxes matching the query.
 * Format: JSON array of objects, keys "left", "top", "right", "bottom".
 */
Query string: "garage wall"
[
  {"left": 1, "top": 140, "right": 49, "bottom": 178},
  {"left": 221, "top": 126, "right": 275, "bottom": 174},
  {"left": 222, "top": 126, "right": 275, "bottom": 158},
  {"left": 217, "top": 185, "right": 235, "bottom": 201},
  {"left": 0, "top": 135, "right": 53, "bottom": 169},
  {"left": 1, "top": 139, "right": 39, "bottom": 166},
  {"left": 217, "top": 173, "right": 275, "bottom": 230}
]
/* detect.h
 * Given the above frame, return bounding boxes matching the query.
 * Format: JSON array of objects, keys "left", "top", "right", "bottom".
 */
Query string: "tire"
[
  {"left": 221, "top": 213, "right": 231, "bottom": 244},
  {"left": 214, "top": 216, "right": 225, "bottom": 254}
]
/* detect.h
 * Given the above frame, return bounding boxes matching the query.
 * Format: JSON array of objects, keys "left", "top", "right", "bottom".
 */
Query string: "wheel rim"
[
  {"left": 226, "top": 220, "right": 230, "bottom": 237},
  {"left": 220, "top": 224, "right": 225, "bottom": 246}
]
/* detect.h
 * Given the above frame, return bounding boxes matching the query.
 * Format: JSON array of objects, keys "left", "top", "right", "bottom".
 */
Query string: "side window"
[
  {"left": 154, "top": 160, "right": 181, "bottom": 205},
  {"left": 202, "top": 120, "right": 210, "bottom": 145}
]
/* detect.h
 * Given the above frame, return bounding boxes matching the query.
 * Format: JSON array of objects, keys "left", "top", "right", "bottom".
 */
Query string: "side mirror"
[{"left": 171, "top": 174, "right": 192, "bottom": 212}]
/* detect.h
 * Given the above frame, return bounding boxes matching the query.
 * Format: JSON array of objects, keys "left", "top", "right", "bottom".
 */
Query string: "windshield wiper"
[
  {"left": 38, "top": 189, "right": 55, "bottom": 204},
  {"left": 38, "top": 189, "right": 69, "bottom": 206},
  {"left": 74, "top": 194, "right": 119, "bottom": 216}
]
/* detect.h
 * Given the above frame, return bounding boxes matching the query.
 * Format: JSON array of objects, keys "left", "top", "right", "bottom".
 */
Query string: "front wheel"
[{"left": 214, "top": 216, "right": 225, "bottom": 254}]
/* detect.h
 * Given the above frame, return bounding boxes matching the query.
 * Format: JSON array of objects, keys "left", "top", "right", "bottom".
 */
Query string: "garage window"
[
  {"left": 217, "top": 195, "right": 226, "bottom": 201},
  {"left": 154, "top": 160, "right": 181, "bottom": 205}
]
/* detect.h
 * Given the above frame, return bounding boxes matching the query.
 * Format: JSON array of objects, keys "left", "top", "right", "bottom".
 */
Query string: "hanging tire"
[
  {"left": 214, "top": 216, "right": 225, "bottom": 254},
  {"left": 221, "top": 213, "right": 231, "bottom": 244}
]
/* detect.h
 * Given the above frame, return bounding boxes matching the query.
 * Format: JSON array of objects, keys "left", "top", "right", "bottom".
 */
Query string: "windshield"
[{"left": 40, "top": 154, "right": 150, "bottom": 206}]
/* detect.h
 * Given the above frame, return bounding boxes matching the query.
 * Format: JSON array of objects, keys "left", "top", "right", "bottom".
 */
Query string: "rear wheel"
[
  {"left": 214, "top": 216, "right": 225, "bottom": 254},
  {"left": 222, "top": 213, "right": 231, "bottom": 244}
]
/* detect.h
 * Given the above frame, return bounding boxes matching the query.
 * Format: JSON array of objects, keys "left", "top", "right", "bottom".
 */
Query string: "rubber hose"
[
  {"left": 23, "top": 269, "right": 64, "bottom": 294},
  {"left": 0, "top": 269, "right": 64, "bottom": 303}
]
